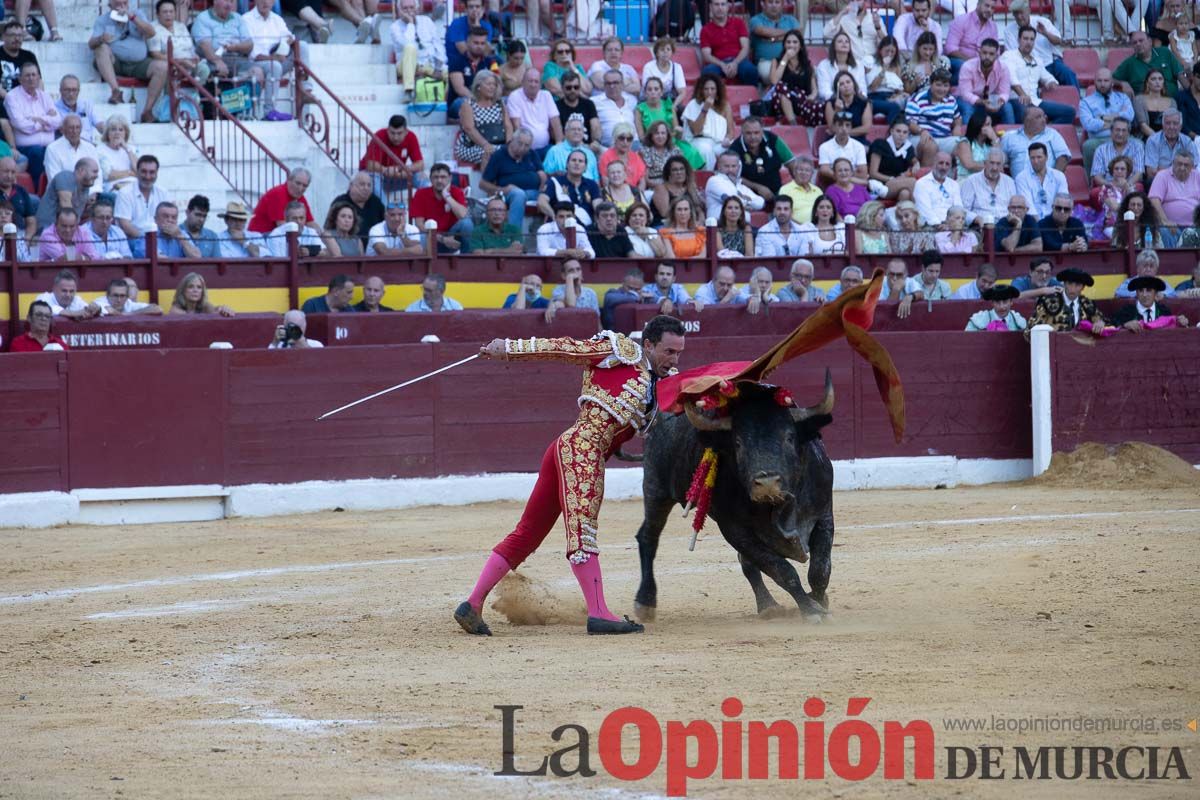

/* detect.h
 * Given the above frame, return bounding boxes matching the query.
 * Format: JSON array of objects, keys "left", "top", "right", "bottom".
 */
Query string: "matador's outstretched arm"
[{"left": 478, "top": 331, "right": 644, "bottom": 368}]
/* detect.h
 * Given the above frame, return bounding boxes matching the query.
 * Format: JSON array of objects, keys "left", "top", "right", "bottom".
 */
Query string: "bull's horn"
[
  {"left": 791, "top": 369, "right": 834, "bottom": 422},
  {"left": 684, "top": 402, "right": 732, "bottom": 431}
]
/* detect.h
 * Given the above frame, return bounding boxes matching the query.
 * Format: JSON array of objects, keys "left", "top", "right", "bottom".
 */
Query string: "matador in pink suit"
[{"left": 455, "top": 315, "right": 687, "bottom": 636}]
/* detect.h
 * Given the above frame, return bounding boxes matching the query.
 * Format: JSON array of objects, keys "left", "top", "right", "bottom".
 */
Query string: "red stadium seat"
[
  {"left": 749, "top": 210, "right": 770, "bottom": 228},
  {"left": 1052, "top": 124, "right": 1084, "bottom": 165},
  {"left": 1063, "top": 48, "right": 1100, "bottom": 87},
  {"left": 808, "top": 45, "right": 828, "bottom": 66},
  {"left": 621, "top": 46, "right": 653, "bottom": 74},
  {"left": 16, "top": 171, "right": 34, "bottom": 194},
  {"left": 775, "top": 125, "right": 810, "bottom": 157},
  {"left": 1066, "top": 164, "right": 1090, "bottom": 205},
  {"left": 675, "top": 46, "right": 701, "bottom": 82},
  {"left": 1041, "top": 85, "right": 1080, "bottom": 110},
  {"left": 726, "top": 85, "right": 759, "bottom": 120},
  {"left": 1106, "top": 47, "right": 1133, "bottom": 71},
  {"left": 529, "top": 46, "right": 549, "bottom": 72},
  {"left": 694, "top": 170, "right": 713, "bottom": 191}
]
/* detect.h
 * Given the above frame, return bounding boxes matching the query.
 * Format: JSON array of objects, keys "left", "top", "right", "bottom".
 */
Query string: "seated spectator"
[
  {"left": 406, "top": 273, "right": 463, "bottom": 312},
  {"left": 736, "top": 266, "right": 780, "bottom": 315},
  {"left": 0, "top": 198, "right": 30, "bottom": 262},
  {"left": 935, "top": 207, "right": 980, "bottom": 253},
  {"left": 825, "top": 264, "right": 864, "bottom": 300},
  {"left": 600, "top": 123, "right": 646, "bottom": 192},
  {"left": 589, "top": 201, "right": 634, "bottom": 258},
  {"left": 652, "top": 155, "right": 704, "bottom": 226},
  {"left": 625, "top": 202, "right": 670, "bottom": 258},
  {"left": 555, "top": 72, "right": 601, "bottom": 151},
  {"left": 93, "top": 277, "right": 162, "bottom": 316},
  {"left": 250, "top": 168, "right": 313, "bottom": 234},
  {"left": 301, "top": 275, "right": 355, "bottom": 314},
  {"left": 600, "top": 267, "right": 645, "bottom": 328},
  {"left": 81, "top": 197, "right": 132, "bottom": 259},
  {"left": 1001, "top": 105, "right": 1069, "bottom": 178},
  {"left": 1173, "top": 260, "right": 1200, "bottom": 297},
  {"left": 330, "top": 171, "right": 385, "bottom": 244},
  {"left": 904, "top": 69, "right": 962, "bottom": 166},
  {"left": 1038, "top": 193, "right": 1087, "bottom": 252},
  {"left": 913, "top": 151, "right": 961, "bottom": 227},
  {"left": 1090, "top": 119, "right": 1145, "bottom": 190},
  {"left": 446, "top": 0, "right": 495, "bottom": 58},
  {"left": 543, "top": 118, "right": 599, "bottom": 182},
  {"left": 706, "top": 151, "right": 765, "bottom": 221},
  {"left": 1081, "top": 69, "right": 1136, "bottom": 174},
  {"left": 1144, "top": 110, "right": 1195, "bottom": 183},
  {"left": 659, "top": 195, "right": 707, "bottom": 259},
  {"left": 694, "top": 264, "right": 739, "bottom": 306},
  {"left": 193, "top": 0, "right": 266, "bottom": 107},
  {"left": 269, "top": 200, "right": 334, "bottom": 257},
  {"left": 953, "top": 262, "right": 1000, "bottom": 299},
  {"left": 1015, "top": 142, "right": 1067, "bottom": 220},
  {"left": 777, "top": 258, "right": 825, "bottom": 302},
  {"left": 1025, "top": 267, "right": 1103, "bottom": 334},
  {"left": 470, "top": 196, "right": 524, "bottom": 254},
  {"left": 824, "top": 70, "right": 874, "bottom": 143},
  {"left": 643, "top": 262, "right": 691, "bottom": 314},
  {"left": 452, "top": 72, "right": 510, "bottom": 174},
  {"left": 906, "top": 250, "right": 954, "bottom": 300},
  {"left": 43, "top": 115, "right": 99, "bottom": 185},
  {"left": 495, "top": 30, "right": 524, "bottom": 92},
  {"left": 38, "top": 209, "right": 97, "bottom": 262},
  {"left": 213, "top": 201, "right": 265, "bottom": 258},
  {"left": 961, "top": 147, "right": 1016, "bottom": 226},
  {"left": 368, "top": 201, "right": 422, "bottom": 257},
  {"left": 797, "top": 194, "right": 847, "bottom": 255},
  {"left": 601, "top": 160, "right": 637, "bottom": 217},
  {"left": 4, "top": 62, "right": 59, "bottom": 183},
  {"left": 1178, "top": 59, "right": 1200, "bottom": 137},
  {"left": 241, "top": 0, "right": 296, "bottom": 121},
  {"left": 866, "top": 36, "right": 907, "bottom": 125},
  {"left": 168, "top": 272, "right": 234, "bottom": 316},
  {"left": 821, "top": 1, "right": 882, "bottom": 73},
  {"left": 504, "top": 274, "right": 549, "bottom": 310},
  {"left": 817, "top": 112, "right": 868, "bottom": 185},
  {"left": 945, "top": 0, "right": 998, "bottom": 80},
  {"left": 150, "top": 0, "right": 208, "bottom": 83},
  {"left": 816, "top": 31, "right": 864, "bottom": 102},
  {"left": 35, "top": 269, "right": 94, "bottom": 319},
  {"left": 90, "top": 0, "right": 166, "bottom": 123},
  {"left": 1110, "top": 276, "right": 1190, "bottom": 330},
  {"left": 9, "top": 301, "right": 67, "bottom": 352},
  {"left": 890, "top": 199, "right": 936, "bottom": 254},
  {"left": 447, "top": 26, "right": 499, "bottom": 122},
  {"left": 767, "top": 30, "right": 824, "bottom": 127},
  {"left": 902, "top": 30, "right": 951, "bottom": 96},
  {"left": 779, "top": 156, "right": 822, "bottom": 225},
  {"left": 593, "top": 70, "right": 639, "bottom": 148},
  {"left": 1095, "top": 155, "right": 1136, "bottom": 237},
  {"left": 389, "top": 0, "right": 445, "bottom": 101},
  {"left": 1001, "top": 26, "right": 1074, "bottom": 124},
  {"left": 642, "top": 37, "right": 689, "bottom": 110},
  {"left": 895, "top": 0, "right": 941, "bottom": 58},
  {"left": 681, "top": 74, "right": 735, "bottom": 171},
  {"left": 0, "top": 156, "right": 36, "bottom": 241},
  {"left": 855, "top": 201, "right": 890, "bottom": 254},
  {"left": 701, "top": 0, "right": 757, "bottom": 86},
  {"left": 543, "top": 39, "right": 592, "bottom": 97},
  {"left": 538, "top": 149, "right": 601, "bottom": 228},
  {"left": 868, "top": 117, "right": 919, "bottom": 201},
  {"left": 995, "top": 194, "right": 1043, "bottom": 252},
  {"left": 1112, "top": 190, "right": 1171, "bottom": 249},
  {"left": 37, "top": 157, "right": 99, "bottom": 233},
  {"left": 1115, "top": 250, "right": 1177, "bottom": 298},
  {"left": 53, "top": 76, "right": 97, "bottom": 144},
  {"left": 955, "top": 110, "right": 1002, "bottom": 178},
  {"left": 536, "top": 201, "right": 595, "bottom": 258},
  {"left": 411, "top": 162, "right": 473, "bottom": 254},
  {"left": 181, "top": 195, "right": 219, "bottom": 257},
  {"left": 545, "top": 258, "right": 599, "bottom": 322},
  {"left": 1175, "top": 206, "right": 1200, "bottom": 249},
  {"left": 957, "top": 38, "right": 1013, "bottom": 125},
  {"left": 879, "top": 258, "right": 913, "bottom": 310},
  {"left": 268, "top": 309, "right": 323, "bottom": 349},
  {"left": 1003, "top": 0, "right": 1078, "bottom": 88},
  {"left": 1149, "top": 151, "right": 1200, "bottom": 230},
  {"left": 361, "top": 114, "right": 427, "bottom": 202},
  {"left": 728, "top": 116, "right": 792, "bottom": 204},
  {"left": 588, "top": 37, "right": 640, "bottom": 97},
  {"left": 755, "top": 195, "right": 806, "bottom": 257},
  {"left": 715, "top": 195, "right": 754, "bottom": 257},
  {"left": 1012, "top": 255, "right": 1062, "bottom": 299},
  {"left": 153, "top": 202, "right": 202, "bottom": 258},
  {"left": 322, "top": 201, "right": 363, "bottom": 257},
  {"left": 479, "top": 128, "right": 545, "bottom": 230},
  {"left": 826, "top": 158, "right": 871, "bottom": 219},
  {"left": 97, "top": 115, "right": 138, "bottom": 193},
  {"left": 506, "top": 66, "right": 562, "bottom": 158},
  {"left": 1134, "top": 68, "right": 1177, "bottom": 141},
  {"left": 965, "top": 284, "right": 1027, "bottom": 331},
  {"left": 353, "top": 276, "right": 392, "bottom": 313}
]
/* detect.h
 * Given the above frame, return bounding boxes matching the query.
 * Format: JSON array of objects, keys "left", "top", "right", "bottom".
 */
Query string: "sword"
[{"left": 315, "top": 353, "right": 480, "bottom": 421}]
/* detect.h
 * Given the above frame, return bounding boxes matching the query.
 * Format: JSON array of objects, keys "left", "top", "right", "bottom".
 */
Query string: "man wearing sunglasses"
[{"left": 1037, "top": 192, "right": 1087, "bottom": 252}]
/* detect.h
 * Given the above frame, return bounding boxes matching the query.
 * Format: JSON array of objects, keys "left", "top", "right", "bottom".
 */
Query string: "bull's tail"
[{"left": 614, "top": 447, "right": 643, "bottom": 462}]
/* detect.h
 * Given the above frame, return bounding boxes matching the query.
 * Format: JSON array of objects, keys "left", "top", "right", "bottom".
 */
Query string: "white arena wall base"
[{"left": 0, "top": 457, "right": 1034, "bottom": 529}]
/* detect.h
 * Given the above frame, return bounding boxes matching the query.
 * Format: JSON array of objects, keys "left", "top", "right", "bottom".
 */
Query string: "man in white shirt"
[
  {"left": 592, "top": 70, "right": 638, "bottom": 147},
  {"left": 705, "top": 151, "right": 766, "bottom": 220},
  {"left": 506, "top": 66, "right": 562, "bottom": 155},
  {"left": 960, "top": 147, "right": 1016, "bottom": 225},
  {"left": 368, "top": 201, "right": 424, "bottom": 256},
  {"left": 43, "top": 115, "right": 101, "bottom": 185},
  {"left": 754, "top": 196, "right": 807, "bottom": 257},
  {"left": 406, "top": 274, "right": 464, "bottom": 312},
  {"left": 904, "top": 250, "right": 953, "bottom": 300},
  {"left": 1002, "top": 0, "right": 1078, "bottom": 88},
  {"left": 81, "top": 197, "right": 132, "bottom": 258},
  {"left": 216, "top": 201, "right": 266, "bottom": 258},
  {"left": 1014, "top": 142, "right": 1067, "bottom": 220},
  {"left": 999, "top": 25, "right": 1074, "bottom": 124},
  {"left": 268, "top": 201, "right": 328, "bottom": 256},
  {"left": 692, "top": 264, "right": 739, "bottom": 306},
  {"left": 535, "top": 201, "right": 595, "bottom": 258},
  {"left": 35, "top": 269, "right": 97, "bottom": 320},
  {"left": 93, "top": 277, "right": 162, "bottom": 315},
  {"left": 243, "top": 0, "right": 294, "bottom": 120},
  {"left": 269, "top": 309, "right": 325, "bottom": 348},
  {"left": 817, "top": 112, "right": 868, "bottom": 183},
  {"left": 735, "top": 265, "right": 780, "bottom": 315},
  {"left": 912, "top": 150, "right": 962, "bottom": 226},
  {"left": 389, "top": 0, "right": 445, "bottom": 99},
  {"left": 114, "top": 154, "right": 170, "bottom": 250}
]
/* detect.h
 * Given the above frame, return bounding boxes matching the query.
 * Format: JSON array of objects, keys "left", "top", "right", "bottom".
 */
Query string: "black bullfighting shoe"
[
  {"left": 454, "top": 601, "right": 492, "bottom": 636},
  {"left": 587, "top": 616, "right": 646, "bottom": 635}
]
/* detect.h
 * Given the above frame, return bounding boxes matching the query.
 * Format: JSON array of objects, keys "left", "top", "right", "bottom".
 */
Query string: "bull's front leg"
[
  {"left": 738, "top": 537, "right": 829, "bottom": 622},
  {"left": 633, "top": 496, "right": 675, "bottom": 622},
  {"left": 737, "top": 550, "right": 785, "bottom": 618},
  {"left": 808, "top": 513, "right": 835, "bottom": 610}
]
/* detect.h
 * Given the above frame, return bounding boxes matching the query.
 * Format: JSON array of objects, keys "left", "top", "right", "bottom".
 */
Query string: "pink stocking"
[
  {"left": 571, "top": 555, "right": 619, "bottom": 621},
  {"left": 467, "top": 551, "right": 513, "bottom": 611}
]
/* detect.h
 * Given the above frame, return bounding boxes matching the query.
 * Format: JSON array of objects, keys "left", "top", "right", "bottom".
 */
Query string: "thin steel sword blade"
[{"left": 315, "top": 354, "right": 480, "bottom": 421}]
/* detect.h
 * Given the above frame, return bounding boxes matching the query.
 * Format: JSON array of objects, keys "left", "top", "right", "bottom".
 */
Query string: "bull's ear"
[{"left": 795, "top": 413, "right": 833, "bottom": 440}]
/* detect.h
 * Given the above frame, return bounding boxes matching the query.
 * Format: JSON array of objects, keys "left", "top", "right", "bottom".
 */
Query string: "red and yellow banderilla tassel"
[{"left": 682, "top": 447, "right": 719, "bottom": 551}]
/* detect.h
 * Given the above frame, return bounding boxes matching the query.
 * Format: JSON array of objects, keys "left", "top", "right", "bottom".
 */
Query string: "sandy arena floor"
[{"left": 1, "top": 485, "right": 1198, "bottom": 799}]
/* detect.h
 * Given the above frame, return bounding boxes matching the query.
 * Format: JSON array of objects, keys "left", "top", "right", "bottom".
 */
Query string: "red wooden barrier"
[{"left": 0, "top": 352, "right": 68, "bottom": 492}]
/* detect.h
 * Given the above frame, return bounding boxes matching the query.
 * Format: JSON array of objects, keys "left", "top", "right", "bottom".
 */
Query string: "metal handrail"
[{"left": 166, "top": 39, "right": 291, "bottom": 206}]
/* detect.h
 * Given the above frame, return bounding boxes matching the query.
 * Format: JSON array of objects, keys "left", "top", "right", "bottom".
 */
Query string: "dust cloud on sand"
[{"left": 491, "top": 571, "right": 587, "bottom": 626}]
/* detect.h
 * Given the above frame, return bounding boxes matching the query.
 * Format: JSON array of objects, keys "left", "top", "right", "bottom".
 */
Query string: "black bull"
[{"left": 631, "top": 375, "right": 836, "bottom": 622}]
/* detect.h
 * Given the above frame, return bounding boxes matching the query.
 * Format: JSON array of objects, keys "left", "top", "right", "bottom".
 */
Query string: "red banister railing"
[
  {"left": 166, "top": 40, "right": 291, "bottom": 207},
  {"left": 291, "top": 55, "right": 412, "bottom": 206}
]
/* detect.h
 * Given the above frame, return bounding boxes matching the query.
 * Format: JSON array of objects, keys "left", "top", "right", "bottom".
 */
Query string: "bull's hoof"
[
  {"left": 587, "top": 616, "right": 646, "bottom": 635},
  {"left": 811, "top": 590, "right": 829, "bottom": 610},
  {"left": 633, "top": 601, "right": 656, "bottom": 623},
  {"left": 454, "top": 601, "right": 492, "bottom": 636},
  {"left": 797, "top": 596, "right": 831, "bottom": 622},
  {"left": 757, "top": 603, "right": 791, "bottom": 620}
]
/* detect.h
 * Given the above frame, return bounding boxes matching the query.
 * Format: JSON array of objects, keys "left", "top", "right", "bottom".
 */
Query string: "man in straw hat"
[{"left": 216, "top": 201, "right": 266, "bottom": 258}]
